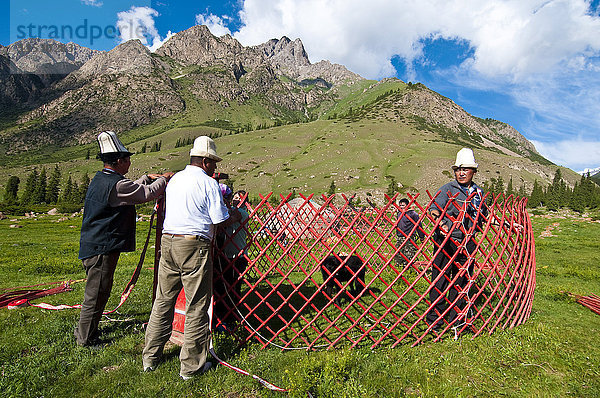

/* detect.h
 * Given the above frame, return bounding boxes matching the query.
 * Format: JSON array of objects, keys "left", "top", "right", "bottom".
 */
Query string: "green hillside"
[
  {"left": 0, "top": 78, "right": 581, "bottom": 202},
  {"left": 1, "top": 118, "right": 579, "bottom": 204}
]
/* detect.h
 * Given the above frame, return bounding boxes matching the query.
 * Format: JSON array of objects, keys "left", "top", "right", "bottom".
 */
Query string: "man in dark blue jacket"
[
  {"left": 426, "top": 148, "right": 487, "bottom": 331},
  {"left": 75, "top": 131, "right": 172, "bottom": 347},
  {"left": 396, "top": 198, "right": 425, "bottom": 265}
]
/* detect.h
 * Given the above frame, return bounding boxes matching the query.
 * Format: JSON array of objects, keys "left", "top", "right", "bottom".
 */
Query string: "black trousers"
[
  {"left": 213, "top": 255, "right": 248, "bottom": 326},
  {"left": 426, "top": 236, "right": 476, "bottom": 326},
  {"left": 74, "top": 252, "right": 120, "bottom": 345}
]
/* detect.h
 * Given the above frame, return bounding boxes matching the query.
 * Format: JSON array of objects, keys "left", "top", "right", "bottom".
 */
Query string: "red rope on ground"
[
  {"left": 3, "top": 209, "right": 156, "bottom": 312},
  {"left": 572, "top": 293, "right": 600, "bottom": 316},
  {"left": 1, "top": 282, "right": 78, "bottom": 309}
]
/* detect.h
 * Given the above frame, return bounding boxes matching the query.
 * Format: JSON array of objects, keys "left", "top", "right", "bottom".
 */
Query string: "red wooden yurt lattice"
[{"left": 166, "top": 191, "right": 535, "bottom": 349}]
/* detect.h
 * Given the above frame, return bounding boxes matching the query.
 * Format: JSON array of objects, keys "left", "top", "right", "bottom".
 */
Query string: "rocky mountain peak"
[
  {"left": 253, "top": 36, "right": 362, "bottom": 85},
  {"left": 155, "top": 25, "right": 248, "bottom": 66},
  {"left": 73, "top": 39, "right": 153, "bottom": 79},
  {"left": 254, "top": 36, "right": 311, "bottom": 67},
  {"left": 6, "top": 38, "right": 100, "bottom": 76}
]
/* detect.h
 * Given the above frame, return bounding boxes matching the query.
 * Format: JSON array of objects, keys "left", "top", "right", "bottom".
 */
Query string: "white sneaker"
[{"left": 143, "top": 366, "right": 154, "bottom": 372}]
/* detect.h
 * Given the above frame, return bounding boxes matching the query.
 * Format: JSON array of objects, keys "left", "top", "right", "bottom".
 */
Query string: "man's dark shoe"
[{"left": 78, "top": 337, "right": 109, "bottom": 348}]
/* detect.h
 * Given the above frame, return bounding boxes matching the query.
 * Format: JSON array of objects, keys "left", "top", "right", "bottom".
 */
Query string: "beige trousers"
[{"left": 142, "top": 234, "right": 212, "bottom": 377}]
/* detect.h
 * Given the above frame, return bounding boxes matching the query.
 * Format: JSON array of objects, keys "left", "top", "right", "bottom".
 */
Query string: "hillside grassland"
[
  {"left": 0, "top": 210, "right": 598, "bottom": 397},
  {"left": 0, "top": 115, "right": 580, "bottom": 206},
  {"left": 0, "top": 78, "right": 581, "bottom": 203}
]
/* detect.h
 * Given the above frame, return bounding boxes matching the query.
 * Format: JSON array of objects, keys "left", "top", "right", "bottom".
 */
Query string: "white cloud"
[
  {"left": 149, "top": 30, "right": 175, "bottom": 52},
  {"left": 82, "top": 0, "right": 103, "bottom": 6},
  {"left": 116, "top": 6, "right": 172, "bottom": 52},
  {"left": 195, "top": 13, "right": 232, "bottom": 37},
  {"left": 531, "top": 139, "right": 600, "bottom": 170},
  {"left": 226, "top": 0, "right": 600, "bottom": 170},
  {"left": 231, "top": 0, "right": 600, "bottom": 81}
]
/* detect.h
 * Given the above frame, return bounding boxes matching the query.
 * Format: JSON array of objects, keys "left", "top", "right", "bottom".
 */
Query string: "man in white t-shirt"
[{"left": 142, "top": 136, "right": 241, "bottom": 380}]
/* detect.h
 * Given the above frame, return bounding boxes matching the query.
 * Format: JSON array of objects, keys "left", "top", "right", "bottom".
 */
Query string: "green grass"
[{"left": 0, "top": 211, "right": 599, "bottom": 397}]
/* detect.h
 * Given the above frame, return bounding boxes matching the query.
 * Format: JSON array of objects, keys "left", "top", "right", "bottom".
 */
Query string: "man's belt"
[{"left": 163, "top": 233, "right": 210, "bottom": 242}]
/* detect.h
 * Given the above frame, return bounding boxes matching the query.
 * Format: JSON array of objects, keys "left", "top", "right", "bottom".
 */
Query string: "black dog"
[{"left": 320, "top": 255, "right": 365, "bottom": 303}]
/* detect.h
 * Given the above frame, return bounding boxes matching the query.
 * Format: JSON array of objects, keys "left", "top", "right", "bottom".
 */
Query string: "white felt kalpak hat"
[
  {"left": 190, "top": 136, "right": 222, "bottom": 162},
  {"left": 97, "top": 131, "right": 133, "bottom": 156},
  {"left": 452, "top": 148, "right": 478, "bottom": 170}
]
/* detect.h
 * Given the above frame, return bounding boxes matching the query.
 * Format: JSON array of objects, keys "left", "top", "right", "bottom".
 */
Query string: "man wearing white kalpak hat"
[
  {"left": 426, "top": 148, "right": 488, "bottom": 331},
  {"left": 75, "top": 131, "right": 173, "bottom": 347},
  {"left": 142, "top": 136, "right": 241, "bottom": 380}
]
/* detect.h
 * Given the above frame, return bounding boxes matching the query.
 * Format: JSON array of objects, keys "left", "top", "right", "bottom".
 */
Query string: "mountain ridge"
[{"left": 0, "top": 26, "right": 582, "bottom": 196}]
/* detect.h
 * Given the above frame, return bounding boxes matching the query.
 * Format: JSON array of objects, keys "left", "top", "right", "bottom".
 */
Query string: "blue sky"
[{"left": 2, "top": 0, "right": 600, "bottom": 172}]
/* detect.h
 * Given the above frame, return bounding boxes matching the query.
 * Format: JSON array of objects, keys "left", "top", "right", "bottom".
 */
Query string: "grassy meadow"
[{"left": 0, "top": 207, "right": 599, "bottom": 397}]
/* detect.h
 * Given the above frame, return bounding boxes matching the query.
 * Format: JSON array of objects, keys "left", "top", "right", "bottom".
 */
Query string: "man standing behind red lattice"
[
  {"left": 395, "top": 197, "right": 425, "bottom": 266},
  {"left": 214, "top": 186, "right": 250, "bottom": 330},
  {"left": 426, "top": 148, "right": 488, "bottom": 331}
]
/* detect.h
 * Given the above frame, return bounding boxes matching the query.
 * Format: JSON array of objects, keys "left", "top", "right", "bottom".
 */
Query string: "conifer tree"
[
  {"left": 61, "top": 176, "right": 73, "bottom": 203},
  {"left": 559, "top": 178, "right": 570, "bottom": 207},
  {"left": 581, "top": 173, "right": 594, "bottom": 207},
  {"left": 494, "top": 176, "right": 505, "bottom": 196},
  {"left": 328, "top": 180, "right": 337, "bottom": 195},
  {"left": 46, "top": 165, "right": 61, "bottom": 204},
  {"left": 484, "top": 178, "right": 496, "bottom": 205},
  {"left": 386, "top": 177, "right": 398, "bottom": 197},
  {"left": 69, "top": 180, "right": 80, "bottom": 204},
  {"left": 78, "top": 173, "right": 90, "bottom": 204},
  {"left": 506, "top": 176, "right": 514, "bottom": 197},
  {"left": 528, "top": 180, "right": 544, "bottom": 208},
  {"left": 35, "top": 167, "right": 47, "bottom": 204},
  {"left": 546, "top": 169, "right": 563, "bottom": 211},
  {"left": 590, "top": 183, "right": 600, "bottom": 209},
  {"left": 569, "top": 181, "right": 585, "bottom": 213},
  {"left": 21, "top": 168, "right": 38, "bottom": 205},
  {"left": 3, "top": 176, "right": 20, "bottom": 204}
]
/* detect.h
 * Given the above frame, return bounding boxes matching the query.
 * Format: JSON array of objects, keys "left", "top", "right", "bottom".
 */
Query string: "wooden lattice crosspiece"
[{"left": 163, "top": 191, "right": 535, "bottom": 349}]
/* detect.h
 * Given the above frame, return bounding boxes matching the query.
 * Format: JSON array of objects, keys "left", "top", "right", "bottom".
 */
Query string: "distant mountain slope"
[
  {"left": 0, "top": 24, "right": 574, "bottom": 196},
  {"left": 0, "top": 26, "right": 362, "bottom": 153},
  {"left": 6, "top": 38, "right": 100, "bottom": 76},
  {"left": 0, "top": 50, "right": 45, "bottom": 107},
  {"left": 253, "top": 36, "right": 362, "bottom": 85},
  {"left": 0, "top": 39, "right": 99, "bottom": 109},
  {"left": 10, "top": 40, "right": 185, "bottom": 149},
  {"left": 592, "top": 170, "right": 600, "bottom": 185}
]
